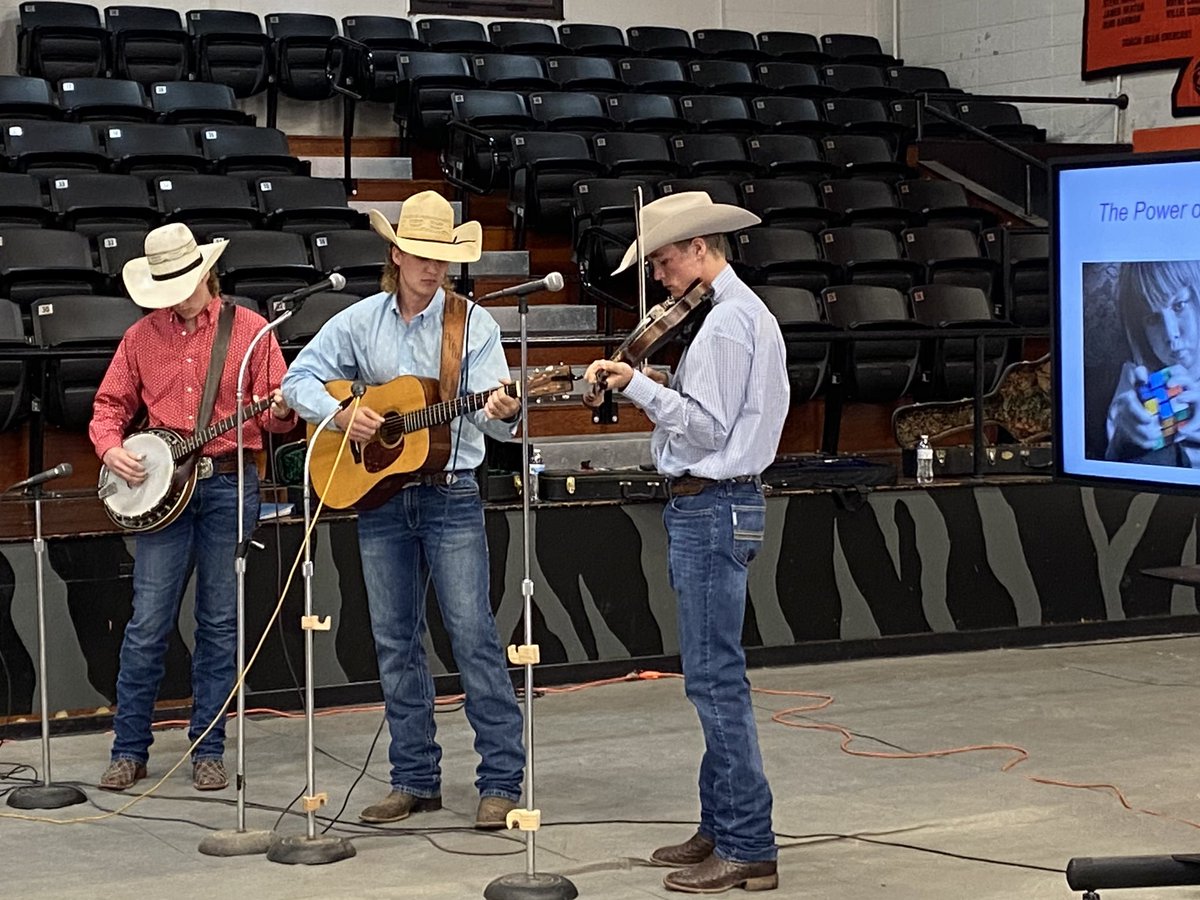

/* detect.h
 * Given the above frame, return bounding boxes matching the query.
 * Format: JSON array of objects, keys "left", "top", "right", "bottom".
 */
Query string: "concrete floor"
[{"left": 3, "top": 635, "right": 1200, "bottom": 900}]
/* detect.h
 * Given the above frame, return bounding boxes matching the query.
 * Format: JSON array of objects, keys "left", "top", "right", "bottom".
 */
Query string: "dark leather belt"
[
  {"left": 201, "top": 454, "right": 252, "bottom": 477},
  {"left": 666, "top": 474, "right": 760, "bottom": 497},
  {"left": 394, "top": 470, "right": 472, "bottom": 490}
]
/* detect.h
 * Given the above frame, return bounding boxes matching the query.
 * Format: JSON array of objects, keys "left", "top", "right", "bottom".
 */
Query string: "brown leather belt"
[
  {"left": 666, "top": 474, "right": 760, "bottom": 497},
  {"left": 203, "top": 454, "right": 252, "bottom": 477},
  {"left": 393, "top": 470, "right": 471, "bottom": 490}
]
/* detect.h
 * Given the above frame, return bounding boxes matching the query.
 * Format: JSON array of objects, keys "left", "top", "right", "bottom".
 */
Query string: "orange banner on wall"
[{"left": 1083, "top": 0, "right": 1200, "bottom": 114}]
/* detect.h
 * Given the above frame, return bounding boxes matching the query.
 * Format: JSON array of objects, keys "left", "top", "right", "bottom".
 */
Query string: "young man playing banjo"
[
  {"left": 282, "top": 191, "right": 526, "bottom": 829},
  {"left": 89, "top": 222, "right": 294, "bottom": 791}
]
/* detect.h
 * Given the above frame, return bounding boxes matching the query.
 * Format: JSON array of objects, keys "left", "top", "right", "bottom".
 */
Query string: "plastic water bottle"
[
  {"left": 915, "top": 434, "right": 934, "bottom": 486},
  {"left": 529, "top": 448, "right": 545, "bottom": 503}
]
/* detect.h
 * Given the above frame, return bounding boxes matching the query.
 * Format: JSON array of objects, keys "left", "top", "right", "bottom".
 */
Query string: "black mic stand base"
[
  {"left": 6, "top": 783, "right": 86, "bottom": 810},
  {"left": 266, "top": 833, "right": 356, "bottom": 866},
  {"left": 484, "top": 872, "right": 578, "bottom": 900},
  {"left": 1067, "top": 853, "right": 1200, "bottom": 897},
  {"left": 198, "top": 827, "right": 274, "bottom": 857}
]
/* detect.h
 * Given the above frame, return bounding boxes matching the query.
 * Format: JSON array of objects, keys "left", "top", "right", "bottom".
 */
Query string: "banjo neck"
[{"left": 171, "top": 397, "right": 274, "bottom": 461}]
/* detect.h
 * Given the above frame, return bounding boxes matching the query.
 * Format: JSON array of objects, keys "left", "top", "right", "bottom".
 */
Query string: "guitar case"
[
  {"left": 538, "top": 467, "right": 668, "bottom": 502},
  {"left": 762, "top": 455, "right": 897, "bottom": 492},
  {"left": 900, "top": 443, "right": 1052, "bottom": 477}
]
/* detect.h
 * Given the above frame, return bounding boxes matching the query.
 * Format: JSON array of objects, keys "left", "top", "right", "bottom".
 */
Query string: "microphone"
[
  {"left": 7, "top": 462, "right": 73, "bottom": 492},
  {"left": 271, "top": 273, "right": 348, "bottom": 313},
  {"left": 475, "top": 272, "right": 564, "bottom": 302},
  {"left": 336, "top": 380, "right": 368, "bottom": 410}
]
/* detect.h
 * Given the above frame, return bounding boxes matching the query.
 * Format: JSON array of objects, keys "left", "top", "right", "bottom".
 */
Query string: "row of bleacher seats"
[{"left": 0, "top": 76, "right": 253, "bottom": 124}]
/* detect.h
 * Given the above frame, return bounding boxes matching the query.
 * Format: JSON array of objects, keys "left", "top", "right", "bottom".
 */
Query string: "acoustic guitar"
[{"left": 308, "top": 366, "right": 575, "bottom": 509}]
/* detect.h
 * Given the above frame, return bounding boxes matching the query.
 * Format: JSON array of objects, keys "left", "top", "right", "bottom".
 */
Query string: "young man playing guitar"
[
  {"left": 89, "top": 223, "right": 294, "bottom": 792},
  {"left": 584, "top": 192, "right": 789, "bottom": 894},
  {"left": 281, "top": 191, "right": 525, "bottom": 830}
]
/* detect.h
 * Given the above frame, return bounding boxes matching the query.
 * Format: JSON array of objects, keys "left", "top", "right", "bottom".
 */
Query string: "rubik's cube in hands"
[{"left": 1138, "top": 367, "right": 1193, "bottom": 450}]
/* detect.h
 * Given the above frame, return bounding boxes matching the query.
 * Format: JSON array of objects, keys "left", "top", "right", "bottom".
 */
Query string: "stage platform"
[{"left": 1, "top": 635, "right": 1197, "bottom": 899}]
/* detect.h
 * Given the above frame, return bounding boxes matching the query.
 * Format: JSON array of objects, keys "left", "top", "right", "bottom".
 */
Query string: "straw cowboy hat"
[
  {"left": 122, "top": 222, "right": 228, "bottom": 310},
  {"left": 369, "top": 190, "right": 482, "bottom": 264},
  {"left": 612, "top": 191, "right": 761, "bottom": 275}
]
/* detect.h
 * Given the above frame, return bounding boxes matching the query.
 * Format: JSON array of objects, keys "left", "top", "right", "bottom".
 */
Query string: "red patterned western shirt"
[{"left": 89, "top": 297, "right": 295, "bottom": 460}]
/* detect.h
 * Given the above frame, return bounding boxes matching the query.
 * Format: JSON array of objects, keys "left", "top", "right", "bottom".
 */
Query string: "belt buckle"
[{"left": 197, "top": 457, "right": 214, "bottom": 480}]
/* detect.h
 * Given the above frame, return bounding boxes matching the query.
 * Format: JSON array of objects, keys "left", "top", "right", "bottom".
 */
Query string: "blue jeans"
[
  {"left": 664, "top": 481, "right": 776, "bottom": 863},
  {"left": 111, "top": 469, "right": 259, "bottom": 764},
  {"left": 356, "top": 472, "right": 524, "bottom": 801}
]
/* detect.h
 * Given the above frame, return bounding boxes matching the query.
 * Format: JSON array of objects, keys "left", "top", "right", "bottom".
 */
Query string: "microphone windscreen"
[
  {"left": 329, "top": 272, "right": 347, "bottom": 291},
  {"left": 60, "top": 462, "right": 74, "bottom": 477},
  {"left": 545, "top": 272, "right": 565, "bottom": 292}
]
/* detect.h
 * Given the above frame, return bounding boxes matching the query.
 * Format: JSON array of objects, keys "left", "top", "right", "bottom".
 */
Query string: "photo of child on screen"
[{"left": 1105, "top": 260, "right": 1200, "bottom": 465}]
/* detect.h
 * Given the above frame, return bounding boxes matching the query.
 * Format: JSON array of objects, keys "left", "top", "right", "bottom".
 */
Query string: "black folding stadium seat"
[
  {"left": 617, "top": 58, "right": 691, "bottom": 96},
  {"left": 819, "top": 34, "right": 897, "bottom": 67},
  {"left": 668, "top": 133, "right": 759, "bottom": 180},
  {"left": 741, "top": 179, "right": 832, "bottom": 231},
  {"left": 255, "top": 175, "right": 367, "bottom": 235},
  {"left": 572, "top": 177, "right": 658, "bottom": 306},
  {"left": 310, "top": 230, "right": 384, "bottom": 298},
  {"left": 106, "top": 6, "right": 190, "bottom": 87},
  {"left": 17, "top": 2, "right": 108, "bottom": 82},
  {"left": 592, "top": 132, "right": 678, "bottom": 178},
  {"left": 0, "top": 173, "right": 55, "bottom": 228},
  {"left": 908, "top": 283, "right": 1005, "bottom": 400},
  {"left": 0, "top": 298, "right": 29, "bottom": 433},
  {"left": 393, "top": 52, "right": 478, "bottom": 148},
  {"left": 745, "top": 134, "right": 836, "bottom": 182},
  {"left": 415, "top": 18, "right": 491, "bottom": 54},
  {"left": 528, "top": 92, "right": 611, "bottom": 133},
  {"left": 821, "top": 134, "right": 909, "bottom": 180},
  {"left": 685, "top": 60, "right": 759, "bottom": 97},
  {"left": 31, "top": 293, "right": 143, "bottom": 430},
  {"left": 756, "top": 32, "right": 826, "bottom": 64},
  {"left": 508, "top": 132, "right": 604, "bottom": 247},
  {"left": 50, "top": 172, "right": 160, "bottom": 237},
  {"left": 444, "top": 90, "right": 536, "bottom": 191},
  {"left": 58, "top": 77, "right": 154, "bottom": 122},
  {"left": 557, "top": 23, "right": 627, "bottom": 59},
  {"left": 983, "top": 226, "right": 1049, "bottom": 325},
  {"left": 266, "top": 13, "right": 339, "bottom": 103},
  {"left": 748, "top": 96, "right": 825, "bottom": 136},
  {"left": 544, "top": 57, "right": 623, "bottom": 93},
  {"left": 186, "top": 9, "right": 273, "bottom": 99},
  {"left": 955, "top": 100, "right": 1046, "bottom": 142},
  {"left": 0, "top": 76, "right": 61, "bottom": 119},
  {"left": 820, "top": 98, "right": 907, "bottom": 145},
  {"left": 886, "top": 97, "right": 961, "bottom": 139},
  {"left": 692, "top": 29, "right": 762, "bottom": 62},
  {"left": 213, "top": 230, "right": 318, "bottom": 306},
  {"left": 101, "top": 122, "right": 207, "bottom": 176},
  {"left": 900, "top": 226, "right": 998, "bottom": 296},
  {"left": 0, "top": 229, "right": 107, "bottom": 305},
  {"left": 197, "top": 124, "right": 307, "bottom": 175},
  {"left": 659, "top": 178, "right": 741, "bottom": 206},
  {"left": 2, "top": 120, "right": 108, "bottom": 174},
  {"left": 821, "top": 283, "right": 920, "bottom": 401},
  {"left": 471, "top": 54, "right": 555, "bottom": 93},
  {"left": 818, "top": 178, "right": 911, "bottom": 231},
  {"left": 340, "top": 15, "right": 421, "bottom": 103},
  {"left": 96, "top": 229, "right": 151, "bottom": 292},
  {"left": 271, "top": 290, "right": 361, "bottom": 343},
  {"left": 818, "top": 226, "right": 923, "bottom": 292},
  {"left": 625, "top": 26, "right": 694, "bottom": 60},
  {"left": 604, "top": 93, "right": 688, "bottom": 134},
  {"left": 885, "top": 65, "right": 960, "bottom": 96},
  {"left": 149, "top": 80, "right": 255, "bottom": 125},
  {"left": 677, "top": 96, "right": 756, "bottom": 133},
  {"left": 754, "top": 61, "right": 832, "bottom": 98},
  {"left": 752, "top": 285, "right": 832, "bottom": 400},
  {"left": 896, "top": 179, "right": 996, "bottom": 232},
  {"left": 821, "top": 63, "right": 902, "bottom": 100},
  {"left": 154, "top": 173, "right": 263, "bottom": 240},
  {"left": 732, "top": 226, "right": 838, "bottom": 293},
  {"left": 486, "top": 21, "right": 560, "bottom": 56}
]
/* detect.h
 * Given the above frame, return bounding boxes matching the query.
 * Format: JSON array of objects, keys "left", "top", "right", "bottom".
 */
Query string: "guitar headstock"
[{"left": 522, "top": 364, "right": 576, "bottom": 402}]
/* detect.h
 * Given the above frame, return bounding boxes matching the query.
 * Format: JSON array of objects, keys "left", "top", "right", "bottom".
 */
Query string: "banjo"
[{"left": 97, "top": 397, "right": 273, "bottom": 532}]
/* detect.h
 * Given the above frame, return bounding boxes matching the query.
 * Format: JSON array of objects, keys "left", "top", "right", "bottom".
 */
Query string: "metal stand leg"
[{"left": 6, "top": 490, "right": 86, "bottom": 810}]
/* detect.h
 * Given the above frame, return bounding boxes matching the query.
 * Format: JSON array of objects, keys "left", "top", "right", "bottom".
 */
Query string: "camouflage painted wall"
[{"left": 0, "top": 482, "right": 1196, "bottom": 719}]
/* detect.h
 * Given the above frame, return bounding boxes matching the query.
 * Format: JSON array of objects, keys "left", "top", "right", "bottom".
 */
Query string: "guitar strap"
[
  {"left": 438, "top": 289, "right": 468, "bottom": 404},
  {"left": 192, "top": 299, "right": 236, "bottom": 451}
]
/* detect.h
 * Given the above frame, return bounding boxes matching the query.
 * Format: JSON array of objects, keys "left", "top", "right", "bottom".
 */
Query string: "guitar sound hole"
[{"left": 378, "top": 412, "right": 405, "bottom": 450}]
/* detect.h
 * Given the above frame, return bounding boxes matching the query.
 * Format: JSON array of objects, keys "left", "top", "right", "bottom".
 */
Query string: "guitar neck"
[
  {"left": 173, "top": 397, "right": 274, "bottom": 460},
  {"left": 398, "top": 383, "right": 517, "bottom": 434}
]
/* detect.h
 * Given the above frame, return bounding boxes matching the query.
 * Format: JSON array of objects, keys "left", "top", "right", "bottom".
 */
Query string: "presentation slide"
[{"left": 1056, "top": 155, "right": 1200, "bottom": 488}]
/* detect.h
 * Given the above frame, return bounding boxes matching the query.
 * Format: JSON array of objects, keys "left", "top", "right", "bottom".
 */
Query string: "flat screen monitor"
[{"left": 1053, "top": 150, "right": 1200, "bottom": 491}]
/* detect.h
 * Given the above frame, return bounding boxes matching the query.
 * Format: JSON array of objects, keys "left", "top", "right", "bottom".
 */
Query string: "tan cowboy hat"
[
  {"left": 122, "top": 222, "right": 228, "bottom": 309},
  {"left": 612, "top": 191, "right": 761, "bottom": 275},
  {"left": 369, "top": 190, "right": 482, "bottom": 264}
]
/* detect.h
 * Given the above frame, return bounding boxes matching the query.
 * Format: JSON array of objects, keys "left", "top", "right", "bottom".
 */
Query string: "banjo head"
[{"left": 100, "top": 431, "right": 176, "bottom": 519}]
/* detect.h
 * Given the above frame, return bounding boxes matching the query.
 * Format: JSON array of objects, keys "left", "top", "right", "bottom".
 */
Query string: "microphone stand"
[
  {"left": 5, "top": 479, "right": 86, "bottom": 810},
  {"left": 199, "top": 303, "right": 291, "bottom": 856},
  {"left": 267, "top": 395, "right": 356, "bottom": 865},
  {"left": 484, "top": 290, "right": 577, "bottom": 900}
]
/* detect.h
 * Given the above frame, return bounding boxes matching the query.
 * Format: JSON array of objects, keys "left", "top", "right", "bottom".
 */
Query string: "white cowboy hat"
[
  {"left": 122, "top": 222, "right": 228, "bottom": 310},
  {"left": 612, "top": 191, "right": 761, "bottom": 275},
  {"left": 369, "top": 190, "right": 482, "bottom": 264}
]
